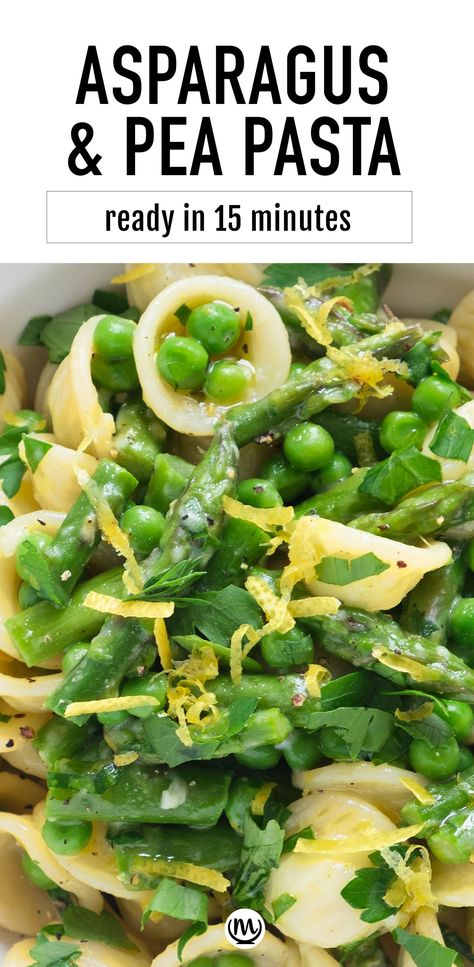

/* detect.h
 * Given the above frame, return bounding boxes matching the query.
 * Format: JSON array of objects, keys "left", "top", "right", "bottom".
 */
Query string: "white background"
[{"left": 0, "top": 0, "right": 472, "bottom": 262}]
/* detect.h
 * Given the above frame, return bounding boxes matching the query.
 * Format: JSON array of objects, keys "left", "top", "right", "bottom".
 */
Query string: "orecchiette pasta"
[
  {"left": 0, "top": 351, "right": 26, "bottom": 428},
  {"left": 125, "top": 262, "right": 267, "bottom": 312}
]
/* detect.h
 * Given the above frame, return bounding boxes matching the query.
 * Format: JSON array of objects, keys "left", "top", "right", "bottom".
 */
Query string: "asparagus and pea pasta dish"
[{"left": 3, "top": 263, "right": 474, "bottom": 966}]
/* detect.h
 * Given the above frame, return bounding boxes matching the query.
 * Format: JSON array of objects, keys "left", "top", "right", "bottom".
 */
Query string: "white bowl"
[{"left": 0, "top": 261, "right": 473, "bottom": 960}]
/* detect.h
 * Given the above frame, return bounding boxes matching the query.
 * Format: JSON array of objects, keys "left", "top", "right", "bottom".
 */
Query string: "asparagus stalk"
[
  {"left": 45, "top": 762, "right": 231, "bottom": 826},
  {"left": 144, "top": 453, "right": 193, "bottom": 514},
  {"left": 142, "top": 421, "right": 238, "bottom": 580},
  {"left": 300, "top": 607, "right": 474, "bottom": 702},
  {"left": 351, "top": 473, "right": 474, "bottom": 542},
  {"left": 19, "top": 459, "right": 137, "bottom": 606},
  {"left": 400, "top": 765, "right": 474, "bottom": 833},
  {"left": 6, "top": 567, "right": 125, "bottom": 666},
  {"left": 295, "top": 468, "right": 383, "bottom": 523},
  {"left": 226, "top": 324, "right": 426, "bottom": 448},
  {"left": 114, "top": 399, "right": 167, "bottom": 482},
  {"left": 112, "top": 820, "right": 242, "bottom": 890},
  {"left": 399, "top": 545, "right": 466, "bottom": 644},
  {"left": 45, "top": 617, "right": 156, "bottom": 719}
]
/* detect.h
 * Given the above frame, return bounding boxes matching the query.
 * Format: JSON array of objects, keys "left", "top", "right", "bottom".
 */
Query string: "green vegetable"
[
  {"left": 114, "top": 399, "right": 166, "bottom": 482},
  {"left": 46, "top": 763, "right": 231, "bottom": 826},
  {"left": 312, "top": 412, "right": 381, "bottom": 463},
  {"left": 236, "top": 477, "right": 283, "bottom": 509},
  {"left": 157, "top": 335, "right": 209, "bottom": 391},
  {"left": 295, "top": 468, "right": 382, "bottom": 523},
  {"left": 351, "top": 473, "right": 474, "bottom": 542},
  {"left": 205, "top": 359, "right": 250, "bottom": 403},
  {"left": 23, "top": 435, "right": 53, "bottom": 473},
  {"left": 142, "top": 878, "right": 208, "bottom": 958},
  {"left": 188, "top": 300, "right": 241, "bottom": 354},
  {"left": 233, "top": 813, "right": 285, "bottom": 917},
  {"left": 438, "top": 699, "right": 474, "bottom": 741},
  {"left": 16, "top": 532, "right": 52, "bottom": 584},
  {"left": 91, "top": 352, "right": 139, "bottom": 391},
  {"left": 458, "top": 745, "right": 474, "bottom": 770},
  {"left": 412, "top": 374, "right": 464, "bottom": 422},
  {"left": 61, "top": 643, "right": 89, "bottom": 676},
  {"left": 379, "top": 411, "right": 427, "bottom": 453},
  {"left": 450, "top": 598, "right": 474, "bottom": 651},
  {"left": 28, "top": 936, "right": 81, "bottom": 966},
  {"left": 93, "top": 314, "right": 135, "bottom": 359},
  {"left": 312, "top": 451, "right": 352, "bottom": 490},
  {"left": 358, "top": 446, "right": 441, "bottom": 505},
  {"left": 17, "top": 580, "right": 40, "bottom": 609},
  {"left": 0, "top": 409, "right": 46, "bottom": 497},
  {"left": 18, "top": 315, "right": 52, "bottom": 347},
  {"left": 281, "top": 729, "right": 322, "bottom": 770},
  {"left": 196, "top": 518, "right": 270, "bottom": 591},
  {"left": 400, "top": 545, "right": 466, "bottom": 645},
  {"left": 261, "top": 625, "right": 313, "bottom": 669},
  {"left": 401, "top": 762, "right": 474, "bottom": 834},
  {"left": 17, "top": 459, "right": 137, "bottom": 606},
  {"left": 145, "top": 452, "right": 193, "bottom": 514},
  {"left": 430, "top": 409, "right": 474, "bottom": 461},
  {"left": 46, "top": 618, "right": 155, "bottom": 720},
  {"left": 62, "top": 906, "right": 136, "bottom": 949},
  {"left": 235, "top": 744, "right": 282, "bottom": 769},
  {"left": 316, "top": 553, "right": 389, "bottom": 586},
  {"left": 341, "top": 850, "right": 400, "bottom": 923},
  {"left": 283, "top": 422, "right": 335, "bottom": 472},
  {"left": 92, "top": 288, "right": 130, "bottom": 316},
  {"left": 120, "top": 671, "right": 167, "bottom": 718},
  {"left": 21, "top": 852, "right": 57, "bottom": 890},
  {"left": 261, "top": 452, "right": 310, "bottom": 502},
  {"left": 42, "top": 818, "right": 92, "bottom": 855},
  {"left": 121, "top": 504, "right": 166, "bottom": 556},
  {"left": 392, "top": 927, "right": 457, "bottom": 967},
  {"left": 408, "top": 735, "right": 460, "bottom": 779},
  {"left": 30, "top": 303, "right": 102, "bottom": 363}
]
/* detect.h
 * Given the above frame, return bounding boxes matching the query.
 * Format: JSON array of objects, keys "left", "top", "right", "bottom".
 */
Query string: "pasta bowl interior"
[{"left": 0, "top": 262, "right": 474, "bottom": 967}]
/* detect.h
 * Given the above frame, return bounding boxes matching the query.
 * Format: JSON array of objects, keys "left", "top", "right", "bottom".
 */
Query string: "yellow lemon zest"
[
  {"left": 154, "top": 617, "right": 173, "bottom": 671},
  {"left": 113, "top": 751, "right": 139, "bottom": 767},
  {"left": 75, "top": 468, "right": 143, "bottom": 591},
  {"left": 64, "top": 695, "right": 160, "bottom": 717},
  {"left": 111, "top": 264, "right": 155, "bottom": 285},
  {"left": 83, "top": 591, "right": 174, "bottom": 620},
  {"left": 372, "top": 647, "right": 441, "bottom": 682},
  {"left": 395, "top": 703, "right": 434, "bottom": 723},
  {"left": 166, "top": 646, "right": 219, "bottom": 747},
  {"left": 133, "top": 856, "right": 230, "bottom": 892},
  {"left": 382, "top": 844, "right": 437, "bottom": 920},
  {"left": 304, "top": 664, "right": 331, "bottom": 699},
  {"left": 251, "top": 782, "right": 276, "bottom": 816},
  {"left": 294, "top": 823, "right": 424, "bottom": 855},
  {"left": 305, "top": 263, "right": 382, "bottom": 299},
  {"left": 399, "top": 776, "right": 434, "bottom": 806},
  {"left": 326, "top": 326, "right": 409, "bottom": 406},
  {"left": 222, "top": 495, "right": 294, "bottom": 532}
]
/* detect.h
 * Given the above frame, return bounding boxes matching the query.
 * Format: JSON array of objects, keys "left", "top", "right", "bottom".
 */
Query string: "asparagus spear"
[
  {"left": 6, "top": 567, "right": 125, "bottom": 666},
  {"left": 399, "top": 545, "right": 466, "bottom": 644},
  {"left": 45, "top": 617, "right": 156, "bottom": 719},
  {"left": 144, "top": 453, "right": 193, "bottom": 514},
  {"left": 351, "top": 473, "right": 474, "bottom": 542},
  {"left": 142, "top": 421, "right": 238, "bottom": 579},
  {"left": 226, "top": 324, "right": 426, "bottom": 448},
  {"left": 18, "top": 459, "right": 137, "bottom": 606},
  {"left": 401, "top": 764, "right": 474, "bottom": 833},
  {"left": 300, "top": 607, "right": 474, "bottom": 702},
  {"left": 295, "top": 468, "right": 383, "bottom": 523},
  {"left": 45, "top": 762, "right": 231, "bottom": 826},
  {"left": 114, "top": 399, "right": 166, "bottom": 482},
  {"left": 112, "top": 821, "right": 242, "bottom": 890}
]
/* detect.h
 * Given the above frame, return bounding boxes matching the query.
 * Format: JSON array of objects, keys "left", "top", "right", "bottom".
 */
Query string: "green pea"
[
  {"left": 282, "top": 729, "right": 322, "bottom": 771},
  {"left": 311, "top": 452, "right": 353, "bottom": 491},
  {"left": 237, "top": 478, "right": 283, "bottom": 509},
  {"left": 120, "top": 672, "right": 167, "bottom": 718},
  {"left": 121, "top": 505, "right": 166, "bottom": 557},
  {"left": 379, "top": 410, "right": 427, "bottom": 453},
  {"left": 450, "top": 598, "right": 474, "bottom": 650},
  {"left": 61, "top": 643, "right": 89, "bottom": 676},
  {"left": 97, "top": 709, "right": 130, "bottom": 726},
  {"left": 459, "top": 746, "right": 474, "bottom": 771},
  {"left": 283, "top": 422, "right": 335, "bottom": 472},
  {"left": 17, "top": 581, "right": 41, "bottom": 610},
  {"left": 439, "top": 699, "right": 474, "bottom": 741},
  {"left": 21, "top": 852, "right": 57, "bottom": 891},
  {"left": 261, "top": 453, "right": 310, "bottom": 503},
  {"left": 187, "top": 301, "right": 241, "bottom": 354},
  {"left": 204, "top": 360, "right": 250, "bottom": 403},
  {"left": 261, "top": 626, "right": 313, "bottom": 670},
  {"left": 16, "top": 532, "right": 52, "bottom": 584},
  {"left": 91, "top": 354, "right": 139, "bottom": 392},
  {"left": 412, "top": 375, "right": 463, "bottom": 423},
  {"left": 408, "top": 736, "right": 461, "bottom": 780},
  {"left": 157, "top": 336, "right": 209, "bottom": 391},
  {"left": 94, "top": 315, "right": 136, "bottom": 360},
  {"left": 42, "top": 819, "right": 92, "bottom": 855},
  {"left": 235, "top": 745, "right": 281, "bottom": 769},
  {"left": 186, "top": 958, "right": 214, "bottom": 967},
  {"left": 467, "top": 540, "right": 474, "bottom": 573}
]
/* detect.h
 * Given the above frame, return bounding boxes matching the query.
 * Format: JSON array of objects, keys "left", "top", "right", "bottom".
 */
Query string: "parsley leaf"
[
  {"left": 18, "top": 314, "right": 52, "bottom": 346},
  {"left": 0, "top": 455, "right": 25, "bottom": 497},
  {"left": 432, "top": 309, "right": 451, "bottom": 325},
  {"left": 28, "top": 936, "right": 81, "bottom": 966},
  {"left": 393, "top": 927, "right": 457, "bottom": 967},
  {"left": 62, "top": 906, "right": 136, "bottom": 950},
  {"left": 175, "top": 303, "right": 192, "bottom": 325},
  {"left": 272, "top": 893, "right": 297, "bottom": 921},
  {"left": 430, "top": 410, "right": 474, "bottom": 462},
  {"left": 395, "top": 711, "right": 454, "bottom": 747},
  {"left": 142, "top": 878, "right": 208, "bottom": 960},
  {"left": 169, "top": 584, "right": 263, "bottom": 644},
  {"left": 296, "top": 707, "right": 394, "bottom": 761},
  {"left": 0, "top": 410, "right": 47, "bottom": 496},
  {"left": 262, "top": 263, "right": 356, "bottom": 288},
  {"left": 282, "top": 826, "right": 316, "bottom": 854},
  {"left": 173, "top": 633, "right": 262, "bottom": 672},
  {"left": 359, "top": 446, "right": 442, "bottom": 505},
  {"left": 139, "top": 559, "right": 206, "bottom": 602},
  {"left": 41, "top": 304, "right": 103, "bottom": 363},
  {"left": 317, "top": 553, "right": 389, "bottom": 585},
  {"left": 233, "top": 814, "right": 285, "bottom": 918},
  {"left": 341, "top": 863, "right": 397, "bottom": 923},
  {"left": 92, "top": 288, "right": 129, "bottom": 315},
  {"left": 23, "top": 435, "right": 53, "bottom": 472},
  {"left": 430, "top": 361, "right": 471, "bottom": 404}
]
